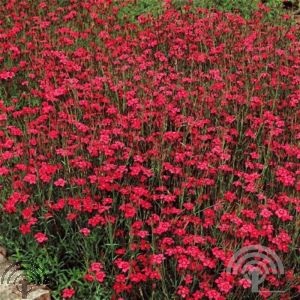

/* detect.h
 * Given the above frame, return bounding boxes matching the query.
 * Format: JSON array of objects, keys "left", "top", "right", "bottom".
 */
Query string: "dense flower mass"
[{"left": 0, "top": 0, "right": 299, "bottom": 299}]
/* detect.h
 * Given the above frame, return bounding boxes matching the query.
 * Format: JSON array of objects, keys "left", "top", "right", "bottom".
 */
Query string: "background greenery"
[{"left": 117, "top": 0, "right": 293, "bottom": 22}]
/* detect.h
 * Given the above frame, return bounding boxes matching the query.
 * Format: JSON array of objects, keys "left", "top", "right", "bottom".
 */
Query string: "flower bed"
[{"left": 0, "top": 1, "right": 299, "bottom": 299}]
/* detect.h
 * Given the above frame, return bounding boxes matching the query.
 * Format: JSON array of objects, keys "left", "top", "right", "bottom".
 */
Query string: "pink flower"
[
  {"left": 239, "top": 278, "right": 252, "bottom": 289},
  {"left": 275, "top": 209, "right": 293, "bottom": 221},
  {"left": 260, "top": 208, "right": 273, "bottom": 218},
  {"left": 54, "top": 178, "right": 66, "bottom": 187},
  {"left": 177, "top": 285, "right": 190, "bottom": 298},
  {"left": 90, "top": 262, "right": 103, "bottom": 272},
  {"left": 84, "top": 274, "right": 94, "bottom": 282},
  {"left": 62, "top": 288, "right": 75, "bottom": 298},
  {"left": 19, "top": 223, "right": 32, "bottom": 235},
  {"left": 224, "top": 191, "right": 237, "bottom": 203},
  {"left": 95, "top": 271, "right": 105, "bottom": 283},
  {"left": 24, "top": 174, "right": 37, "bottom": 185},
  {"left": 259, "top": 288, "right": 271, "bottom": 299},
  {"left": 34, "top": 232, "right": 48, "bottom": 243},
  {"left": 80, "top": 228, "right": 90, "bottom": 236},
  {"left": 0, "top": 71, "right": 15, "bottom": 80}
]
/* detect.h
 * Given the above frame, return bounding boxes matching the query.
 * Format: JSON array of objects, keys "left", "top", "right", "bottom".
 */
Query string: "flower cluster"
[{"left": 0, "top": 0, "right": 299, "bottom": 299}]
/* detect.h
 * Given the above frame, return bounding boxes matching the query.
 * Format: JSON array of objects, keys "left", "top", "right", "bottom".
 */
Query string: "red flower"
[
  {"left": 177, "top": 286, "right": 190, "bottom": 298},
  {"left": 62, "top": 288, "right": 75, "bottom": 298},
  {"left": 23, "top": 173, "right": 37, "bottom": 185},
  {"left": 95, "top": 271, "right": 106, "bottom": 283},
  {"left": 19, "top": 223, "right": 32, "bottom": 235},
  {"left": 54, "top": 178, "right": 66, "bottom": 187},
  {"left": 0, "top": 71, "right": 15, "bottom": 80},
  {"left": 34, "top": 232, "right": 48, "bottom": 244},
  {"left": 84, "top": 274, "right": 94, "bottom": 282}
]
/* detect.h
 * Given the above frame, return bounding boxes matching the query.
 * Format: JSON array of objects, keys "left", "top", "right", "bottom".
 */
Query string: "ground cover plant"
[{"left": 0, "top": 0, "right": 299, "bottom": 299}]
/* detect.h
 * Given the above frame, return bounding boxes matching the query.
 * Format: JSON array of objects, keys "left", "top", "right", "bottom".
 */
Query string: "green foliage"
[
  {"left": 118, "top": 0, "right": 286, "bottom": 21},
  {"left": 117, "top": 0, "right": 163, "bottom": 22}
]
